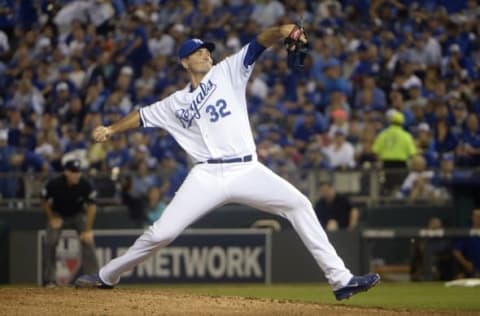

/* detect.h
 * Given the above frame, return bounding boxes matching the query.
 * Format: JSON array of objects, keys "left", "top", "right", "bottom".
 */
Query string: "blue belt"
[{"left": 198, "top": 154, "right": 253, "bottom": 164}]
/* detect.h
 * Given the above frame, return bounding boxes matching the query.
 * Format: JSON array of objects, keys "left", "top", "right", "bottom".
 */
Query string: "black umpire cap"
[{"left": 63, "top": 159, "right": 81, "bottom": 172}]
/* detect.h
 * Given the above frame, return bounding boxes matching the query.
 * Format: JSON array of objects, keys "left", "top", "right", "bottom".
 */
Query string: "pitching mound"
[{"left": 0, "top": 288, "right": 465, "bottom": 315}]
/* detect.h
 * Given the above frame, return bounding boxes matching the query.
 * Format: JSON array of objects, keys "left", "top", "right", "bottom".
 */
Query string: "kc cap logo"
[{"left": 178, "top": 38, "right": 215, "bottom": 59}]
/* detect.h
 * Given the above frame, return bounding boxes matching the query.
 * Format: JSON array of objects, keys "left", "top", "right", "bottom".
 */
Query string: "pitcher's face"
[{"left": 182, "top": 48, "right": 213, "bottom": 74}]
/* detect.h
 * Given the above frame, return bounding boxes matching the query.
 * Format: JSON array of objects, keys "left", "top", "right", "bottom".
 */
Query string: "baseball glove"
[{"left": 284, "top": 24, "right": 309, "bottom": 72}]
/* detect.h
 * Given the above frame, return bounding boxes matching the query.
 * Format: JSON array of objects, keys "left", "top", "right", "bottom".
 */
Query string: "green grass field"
[{"left": 138, "top": 282, "right": 480, "bottom": 312}]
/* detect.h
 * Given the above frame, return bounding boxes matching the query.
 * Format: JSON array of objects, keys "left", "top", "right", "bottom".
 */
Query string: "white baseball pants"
[{"left": 99, "top": 161, "right": 353, "bottom": 290}]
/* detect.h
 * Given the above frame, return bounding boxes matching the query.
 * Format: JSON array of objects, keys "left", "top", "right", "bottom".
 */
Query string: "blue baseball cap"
[{"left": 178, "top": 38, "right": 215, "bottom": 59}]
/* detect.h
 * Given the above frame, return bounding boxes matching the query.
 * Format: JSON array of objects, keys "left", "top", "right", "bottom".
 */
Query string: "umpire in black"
[{"left": 41, "top": 158, "right": 99, "bottom": 286}]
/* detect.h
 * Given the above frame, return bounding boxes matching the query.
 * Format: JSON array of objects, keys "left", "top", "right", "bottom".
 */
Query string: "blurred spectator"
[
  {"left": 292, "top": 108, "right": 326, "bottom": 153},
  {"left": 456, "top": 113, "right": 480, "bottom": 166},
  {"left": 69, "top": 58, "right": 86, "bottom": 90},
  {"left": 406, "top": 30, "right": 442, "bottom": 67},
  {"left": 11, "top": 78, "right": 45, "bottom": 115},
  {"left": 327, "top": 108, "right": 349, "bottom": 139},
  {"left": 398, "top": 155, "right": 437, "bottom": 201},
  {"left": 410, "top": 217, "right": 454, "bottom": 281},
  {"left": 314, "top": 181, "right": 359, "bottom": 231},
  {"left": 323, "top": 129, "right": 356, "bottom": 169},
  {"left": 414, "top": 122, "right": 438, "bottom": 168},
  {"left": 8, "top": 149, "right": 50, "bottom": 199},
  {"left": 87, "top": 141, "right": 108, "bottom": 171},
  {"left": 62, "top": 124, "right": 88, "bottom": 153},
  {"left": 300, "top": 143, "right": 330, "bottom": 170},
  {"left": 7, "top": 116, "right": 37, "bottom": 151},
  {"left": 324, "top": 91, "right": 350, "bottom": 122},
  {"left": 354, "top": 128, "right": 377, "bottom": 168},
  {"left": 145, "top": 186, "right": 167, "bottom": 225},
  {"left": 373, "top": 111, "right": 417, "bottom": 195},
  {"left": 0, "top": 129, "right": 16, "bottom": 199},
  {"left": 320, "top": 58, "right": 351, "bottom": 100},
  {"left": 48, "top": 81, "right": 72, "bottom": 118},
  {"left": 0, "top": 29, "right": 10, "bottom": 56},
  {"left": 431, "top": 153, "right": 461, "bottom": 200},
  {"left": 449, "top": 95, "right": 468, "bottom": 138},
  {"left": 64, "top": 96, "right": 87, "bottom": 132},
  {"left": 251, "top": 0, "right": 285, "bottom": 28},
  {"left": 389, "top": 90, "right": 414, "bottom": 128},
  {"left": 354, "top": 74, "right": 386, "bottom": 111},
  {"left": 452, "top": 209, "right": 480, "bottom": 278},
  {"left": 404, "top": 83, "right": 427, "bottom": 110},
  {"left": 121, "top": 10, "right": 152, "bottom": 76},
  {"left": 130, "top": 159, "right": 159, "bottom": 198},
  {"left": 352, "top": 44, "right": 381, "bottom": 83},
  {"left": 10, "top": 150, "right": 49, "bottom": 175},
  {"left": 88, "top": 51, "right": 116, "bottom": 88},
  {"left": 105, "top": 135, "right": 130, "bottom": 170},
  {"left": 442, "top": 44, "right": 475, "bottom": 80},
  {"left": 433, "top": 118, "right": 458, "bottom": 154},
  {"left": 159, "top": 152, "right": 188, "bottom": 200},
  {"left": 149, "top": 25, "right": 176, "bottom": 57},
  {"left": 34, "top": 130, "right": 57, "bottom": 162},
  {"left": 410, "top": 102, "right": 427, "bottom": 126}
]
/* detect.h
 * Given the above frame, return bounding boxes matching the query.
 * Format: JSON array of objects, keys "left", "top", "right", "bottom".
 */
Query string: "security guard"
[
  {"left": 41, "top": 158, "right": 99, "bottom": 286},
  {"left": 373, "top": 110, "right": 417, "bottom": 195}
]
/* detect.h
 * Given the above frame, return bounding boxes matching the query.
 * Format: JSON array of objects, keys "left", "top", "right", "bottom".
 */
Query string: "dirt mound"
[{"left": 0, "top": 288, "right": 468, "bottom": 316}]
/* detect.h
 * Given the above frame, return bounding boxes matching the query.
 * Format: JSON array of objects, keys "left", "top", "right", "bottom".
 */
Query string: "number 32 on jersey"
[{"left": 205, "top": 99, "right": 231, "bottom": 122}]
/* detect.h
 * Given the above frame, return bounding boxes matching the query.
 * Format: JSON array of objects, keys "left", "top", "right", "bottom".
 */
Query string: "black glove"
[{"left": 284, "top": 25, "right": 309, "bottom": 72}]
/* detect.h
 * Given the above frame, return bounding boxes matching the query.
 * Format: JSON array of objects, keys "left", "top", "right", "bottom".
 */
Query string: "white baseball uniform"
[{"left": 99, "top": 40, "right": 353, "bottom": 290}]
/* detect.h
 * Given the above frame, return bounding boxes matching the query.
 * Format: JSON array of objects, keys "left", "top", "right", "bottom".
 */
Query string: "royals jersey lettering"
[{"left": 139, "top": 41, "right": 262, "bottom": 163}]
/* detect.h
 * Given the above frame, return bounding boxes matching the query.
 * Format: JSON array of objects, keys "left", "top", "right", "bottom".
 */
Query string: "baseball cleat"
[
  {"left": 333, "top": 273, "right": 381, "bottom": 301},
  {"left": 74, "top": 274, "right": 114, "bottom": 289}
]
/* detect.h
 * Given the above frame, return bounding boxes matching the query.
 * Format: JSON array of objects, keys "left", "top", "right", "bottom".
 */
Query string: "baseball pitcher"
[{"left": 75, "top": 24, "right": 380, "bottom": 300}]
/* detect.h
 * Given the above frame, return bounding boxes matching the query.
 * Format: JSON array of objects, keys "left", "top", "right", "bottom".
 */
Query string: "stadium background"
[{"left": 1, "top": 0, "right": 480, "bottom": 314}]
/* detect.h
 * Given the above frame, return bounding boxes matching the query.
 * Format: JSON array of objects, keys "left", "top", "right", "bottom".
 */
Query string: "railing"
[{"left": 1, "top": 166, "right": 476, "bottom": 210}]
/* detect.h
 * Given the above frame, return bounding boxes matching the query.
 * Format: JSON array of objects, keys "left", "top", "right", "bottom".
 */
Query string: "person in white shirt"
[
  {"left": 324, "top": 129, "right": 356, "bottom": 169},
  {"left": 399, "top": 155, "right": 436, "bottom": 200},
  {"left": 75, "top": 24, "right": 379, "bottom": 299}
]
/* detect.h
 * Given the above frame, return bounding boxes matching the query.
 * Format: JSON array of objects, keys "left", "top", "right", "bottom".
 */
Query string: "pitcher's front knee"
[
  {"left": 149, "top": 227, "right": 182, "bottom": 246},
  {"left": 286, "top": 194, "right": 312, "bottom": 212}
]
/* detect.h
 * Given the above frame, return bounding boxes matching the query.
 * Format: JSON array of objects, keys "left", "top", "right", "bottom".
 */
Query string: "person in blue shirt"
[
  {"left": 457, "top": 113, "right": 480, "bottom": 166},
  {"left": 320, "top": 58, "right": 352, "bottom": 101},
  {"left": 8, "top": 149, "right": 49, "bottom": 199},
  {"left": 292, "top": 107, "right": 327, "bottom": 153},
  {"left": 433, "top": 119, "right": 458, "bottom": 154},
  {"left": 159, "top": 152, "right": 188, "bottom": 201},
  {"left": 415, "top": 122, "right": 439, "bottom": 168},
  {"left": 453, "top": 209, "right": 480, "bottom": 278},
  {"left": 122, "top": 11, "right": 152, "bottom": 76},
  {"left": 354, "top": 74, "right": 386, "bottom": 111},
  {"left": 105, "top": 135, "right": 130, "bottom": 169}
]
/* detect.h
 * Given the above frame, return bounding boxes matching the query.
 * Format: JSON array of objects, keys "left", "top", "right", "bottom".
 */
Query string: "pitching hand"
[{"left": 92, "top": 126, "right": 112, "bottom": 143}]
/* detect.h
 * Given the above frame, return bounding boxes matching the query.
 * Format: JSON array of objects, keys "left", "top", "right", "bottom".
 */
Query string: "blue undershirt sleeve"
[{"left": 243, "top": 39, "right": 266, "bottom": 68}]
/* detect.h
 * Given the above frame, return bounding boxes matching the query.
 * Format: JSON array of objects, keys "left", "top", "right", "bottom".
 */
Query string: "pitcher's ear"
[{"left": 180, "top": 59, "right": 188, "bottom": 69}]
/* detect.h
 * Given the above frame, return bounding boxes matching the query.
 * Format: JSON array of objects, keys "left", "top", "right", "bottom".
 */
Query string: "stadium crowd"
[{"left": 1, "top": 0, "right": 480, "bottom": 207}]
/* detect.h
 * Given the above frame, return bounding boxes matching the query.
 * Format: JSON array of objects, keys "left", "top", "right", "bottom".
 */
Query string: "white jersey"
[
  {"left": 139, "top": 42, "right": 261, "bottom": 163},
  {"left": 96, "top": 39, "right": 355, "bottom": 292}
]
